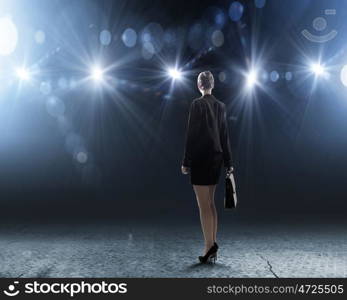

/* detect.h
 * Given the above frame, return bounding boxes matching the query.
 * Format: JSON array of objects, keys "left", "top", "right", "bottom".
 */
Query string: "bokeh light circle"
[
  {"left": 285, "top": 71, "right": 293, "bottom": 81},
  {"left": 122, "top": 28, "right": 137, "bottom": 47},
  {"left": 211, "top": 30, "right": 224, "bottom": 47},
  {"left": 215, "top": 13, "right": 226, "bottom": 28},
  {"left": 141, "top": 22, "right": 164, "bottom": 53},
  {"left": 0, "top": 17, "right": 18, "bottom": 55},
  {"left": 229, "top": 1, "right": 244, "bottom": 22},
  {"left": 218, "top": 71, "right": 226, "bottom": 82},
  {"left": 163, "top": 28, "right": 177, "bottom": 46},
  {"left": 254, "top": 0, "right": 267, "bottom": 8},
  {"left": 40, "top": 81, "right": 52, "bottom": 95},
  {"left": 260, "top": 70, "right": 269, "bottom": 83},
  {"left": 76, "top": 151, "right": 88, "bottom": 164},
  {"left": 99, "top": 30, "right": 112, "bottom": 46},
  {"left": 58, "top": 77, "right": 68, "bottom": 89},
  {"left": 204, "top": 7, "right": 226, "bottom": 29},
  {"left": 340, "top": 65, "right": 347, "bottom": 87},
  {"left": 270, "top": 70, "right": 279, "bottom": 82},
  {"left": 34, "top": 30, "right": 45, "bottom": 44},
  {"left": 142, "top": 42, "right": 155, "bottom": 60},
  {"left": 46, "top": 96, "right": 65, "bottom": 118}
]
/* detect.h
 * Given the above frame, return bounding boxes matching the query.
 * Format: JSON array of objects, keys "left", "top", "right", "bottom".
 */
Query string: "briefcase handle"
[{"left": 226, "top": 166, "right": 234, "bottom": 177}]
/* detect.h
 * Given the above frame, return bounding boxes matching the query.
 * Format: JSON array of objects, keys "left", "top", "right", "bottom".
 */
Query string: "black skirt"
[{"left": 190, "top": 153, "right": 224, "bottom": 185}]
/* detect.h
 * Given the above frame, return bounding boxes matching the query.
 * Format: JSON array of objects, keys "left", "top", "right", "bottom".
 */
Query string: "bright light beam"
[
  {"left": 90, "top": 65, "right": 104, "bottom": 82},
  {"left": 246, "top": 69, "right": 258, "bottom": 89},
  {"left": 15, "top": 67, "right": 30, "bottom": 81},
  {"left": 310, "top": 63, "right": 325, "bottom": 76},
  {"left": 0, "top": 17, "right": 18, "bottom": 56},
  {"left": 168, "top": 67, "right": 182, "bottom": 80}
]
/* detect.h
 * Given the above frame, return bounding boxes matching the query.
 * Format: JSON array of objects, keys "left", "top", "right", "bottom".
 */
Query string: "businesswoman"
[{"left": 181, "top": 71, "right": 232, "bottom": 263}]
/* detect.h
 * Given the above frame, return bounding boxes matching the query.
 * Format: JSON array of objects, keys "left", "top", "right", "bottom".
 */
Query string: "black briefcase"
[{"left": 224, "top": 169, "right": 237, "bottom": 209}]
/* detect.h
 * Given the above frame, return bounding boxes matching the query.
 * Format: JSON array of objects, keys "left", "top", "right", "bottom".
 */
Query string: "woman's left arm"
[{"left": 220, "top": 104, "right": 232, "bottom": 169}]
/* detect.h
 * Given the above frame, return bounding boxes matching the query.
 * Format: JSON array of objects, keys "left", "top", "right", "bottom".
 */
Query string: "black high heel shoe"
[
  {"left": 198, "top": 244, "right": 218, "bottom": 264},
  {"left": 211, "top": 242, "right": 219, "bottom": 263}
]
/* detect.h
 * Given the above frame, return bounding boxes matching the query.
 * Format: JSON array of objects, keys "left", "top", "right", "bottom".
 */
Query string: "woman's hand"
[
  {"left": 226, "top": 166, "right": 234, "bottom": 176},
  {"left": 181, "top": 166, "right": 190, "bottom": 175}
]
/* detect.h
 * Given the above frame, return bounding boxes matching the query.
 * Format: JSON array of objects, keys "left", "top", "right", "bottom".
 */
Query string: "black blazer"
[{"left": 182, "top": 94, "right": 232, "bottom": 168}]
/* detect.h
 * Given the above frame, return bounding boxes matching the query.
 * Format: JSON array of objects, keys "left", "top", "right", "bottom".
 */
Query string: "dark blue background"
[{"left": 0, "top": 0, "right": 347, "bottom": 220}]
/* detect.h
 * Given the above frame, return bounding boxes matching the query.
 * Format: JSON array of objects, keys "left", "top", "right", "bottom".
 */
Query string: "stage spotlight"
[
  {"left": 15, "top": 67, "right": 30, "bottom": 81},
  {"left": 168, "top": 67, "right": 182, "bottom": 80},
  {"left": 310, "top": 63, "right": 325, "bottom": 76},
  {"left": 246, "top": 69, "right": 258, "bottom": 89},
  {"left": 340, "top": 65, "right": 347, "bottom": 87},
  {"left": 90, "top": 65, "right": 104, "bottom": 82},
  {"left": 0, "top": 17, "right": 18, "bottom": 56}
]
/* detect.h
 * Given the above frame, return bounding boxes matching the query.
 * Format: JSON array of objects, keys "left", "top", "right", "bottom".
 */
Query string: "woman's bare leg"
[
  {"left": 193, "top": 184, "right": 215, "bottom": 254},
  {"left": 208, "top": 185, "right": 217, "bottom": 243}
]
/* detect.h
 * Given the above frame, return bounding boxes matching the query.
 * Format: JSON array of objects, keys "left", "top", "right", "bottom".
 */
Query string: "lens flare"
[
  {"left": 168, "top": 68, "right": 182, "bottom": 80},
  {"left": 246, "top": 69, "right": 257, "bottom": 88},
  {"left": 90, "top": 65, "right": 104, "bottom": 82},
  {"left": 0, "top": 17, "right": 18, "bottom": 56},
  {"left": 15, "top": 67, "right": 30, "bottom": 81},
  {"left": 310, "top": 63, "right": 325, "bottom": 76}
]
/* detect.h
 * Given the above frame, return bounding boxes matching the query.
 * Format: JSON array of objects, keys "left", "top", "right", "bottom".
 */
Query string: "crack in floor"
[{"left": 258, "top": 254, "right": 279, "bottom": 278}]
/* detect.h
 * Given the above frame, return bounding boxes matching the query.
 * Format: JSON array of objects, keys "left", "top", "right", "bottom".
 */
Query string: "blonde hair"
[{"left": 197, "top": 71, "right": 214, "bottom": 90}]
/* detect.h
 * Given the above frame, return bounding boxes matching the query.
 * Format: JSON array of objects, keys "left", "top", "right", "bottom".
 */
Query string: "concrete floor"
[{"left": 0, "top": 215, "right": 347, "bottom": 278}]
